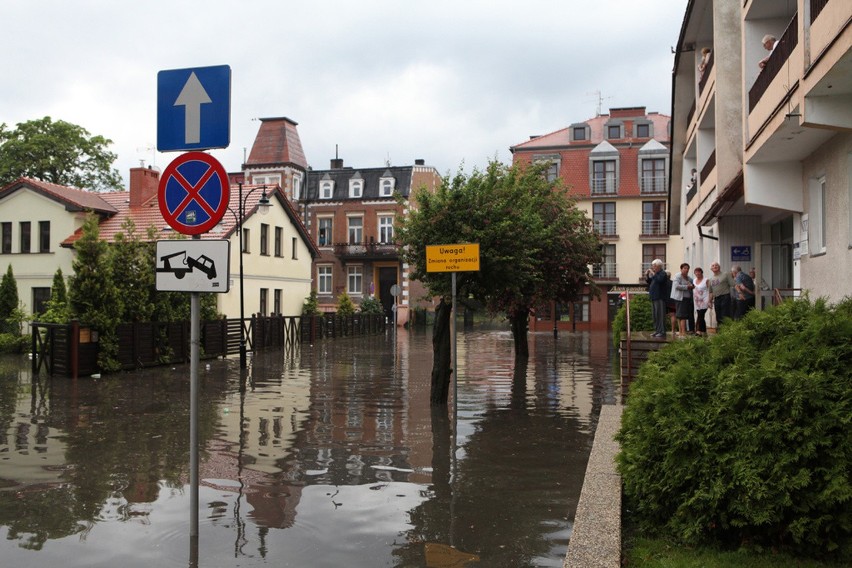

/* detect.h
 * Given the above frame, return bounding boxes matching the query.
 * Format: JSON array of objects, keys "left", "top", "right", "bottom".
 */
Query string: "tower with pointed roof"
[{"left": 243, "top": 117, "right": 308, "bottom": 204}]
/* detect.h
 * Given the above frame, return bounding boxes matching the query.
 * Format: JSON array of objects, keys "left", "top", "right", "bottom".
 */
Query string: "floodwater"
[{"left": 0, "top": 326, "right": 618, "bottom": 568}]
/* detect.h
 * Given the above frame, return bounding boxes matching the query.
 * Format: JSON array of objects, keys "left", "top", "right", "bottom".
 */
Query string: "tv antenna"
[{"left": 586, "top": 90, "right": 613, "bottom": 116}]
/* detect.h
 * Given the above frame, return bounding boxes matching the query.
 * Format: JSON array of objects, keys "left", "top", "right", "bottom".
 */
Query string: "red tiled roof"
[
  {"left": 511, "top": 111, "right": 671, "bottom": 151},
  {"left": 0, "top": 177, "right": 117, "bottom": 214},
  {"left": 245, "top": 117, "right": 307, "bottom": 169}
]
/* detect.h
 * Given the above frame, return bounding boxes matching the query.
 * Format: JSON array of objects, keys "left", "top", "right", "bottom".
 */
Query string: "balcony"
[
  {"left": 591, "top": 178, "right": 618, "bottom": 196},
  {"left": 333, "top": 241, "right": 400, "bottom": 260},
  {"left": 640, "top": 175, "right": 668, "bottom": 195},
  {"left": 593, "top": 219, "right": 618, "bottom": 238},
  {"left": 641, "top": 219, "right": 668, "bottom": 237},
  {"left": 592, "top": 263, "right": 618, "bottom": 280},
  {"left": 749, "top": 13, "right": 798, "bottom": 112}
]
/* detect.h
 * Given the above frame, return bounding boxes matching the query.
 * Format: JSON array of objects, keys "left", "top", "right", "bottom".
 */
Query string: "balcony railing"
[
  {"left": 700, "top": 150, "right": 716, "bottom": 183},
  {"left": 640, "top": 175, "right": 668, "bottom": 195},
  {"left": 591, "top": 178, "right": 617, "bottom": 195},
  {"left": 641, "top": 219, "right": 667, "bottom": 236},
  {"left": 698, "top": 49, "right": 714, "bottom": 94},
  {"left": 593, "top": 219, "right": 618, "bottom": 237},
  {"left": 749, "top": 13, "right": 798, "bottom": 111},
  {"left": 685, "top": 182, "right": 698, "bottom": 205},
  {"left": 592, "top": 263, "right": 618, "bottom": 279},
  {"left": 811, "top": 0, "right": 827, "bottom": 23},
  {"left": 333, "top": 241, "right": 400, "bottom": 258},
  {"left": 641, "top": 262, "right": 668, "bottom": 273}
]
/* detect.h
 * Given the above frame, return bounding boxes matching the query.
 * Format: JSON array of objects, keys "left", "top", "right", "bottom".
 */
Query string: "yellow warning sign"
[{"left": 426, "top": 243, "right": 480, "bottom": 273}]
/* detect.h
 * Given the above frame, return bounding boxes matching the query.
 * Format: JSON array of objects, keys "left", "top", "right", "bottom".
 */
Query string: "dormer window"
[
  {"left": 570, "top": 123, "right": 590, "bottom": 142},
  {"left": 635, "top": 122, "right": 651, "bottom": 138},
  {"left": 606, "top": 123, "right": 623, "bottom": 139},
  {"left": 380, "top": 171, "right": 395, "bottom": 197},
  {"left": 349, "top": 173, "right": 364, "bottom": 198},
  {"left": 320, "top": 174, "right": 334, "bottom": 199}
]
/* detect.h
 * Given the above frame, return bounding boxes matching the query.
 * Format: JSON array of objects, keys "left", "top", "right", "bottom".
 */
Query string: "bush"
[
  {"left": 302, "top": 290, "right": 321, "bottom": 316},
  {"left": 616, "top": 297, "right": 852, "bottom": 560},
  {"left": 611, "top": 293, "right": 654, "bottom": 346},
  {"left": 0, "top": 332, "right": 28, "bottom": 354},
  {"left": 359, "top": 295, "right": 384, "bottom": 315},
  {"left": 336, "top": 291, "right": 356, "bottom": 316}
]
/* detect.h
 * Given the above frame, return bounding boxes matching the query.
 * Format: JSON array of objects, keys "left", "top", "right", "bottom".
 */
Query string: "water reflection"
[{"left": 0, "top": 327, "right": 616, "bottom": 567}]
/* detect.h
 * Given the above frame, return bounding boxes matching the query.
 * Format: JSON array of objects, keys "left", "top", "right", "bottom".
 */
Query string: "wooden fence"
[{"left": 31, "top": 313, "right": 386, "bottom": 377}]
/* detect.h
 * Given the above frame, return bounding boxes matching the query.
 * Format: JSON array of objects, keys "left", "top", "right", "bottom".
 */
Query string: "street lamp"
[{"left": 231, "top": 182, "right": 271, "bottom": 369}]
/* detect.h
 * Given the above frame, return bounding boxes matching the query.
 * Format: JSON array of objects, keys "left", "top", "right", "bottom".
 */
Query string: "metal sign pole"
[
  {"left": 189, "top": 240, "right": 201, "bottom": 538},
  {"left": 451, "top": 271, "right": 457, "bottom": 476}
]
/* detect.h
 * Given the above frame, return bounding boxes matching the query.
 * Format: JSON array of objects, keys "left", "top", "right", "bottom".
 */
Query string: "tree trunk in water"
[
  {"left": 509, "top": 307, "right": 530, "bottom": 359},
  {"left": 430, "top": 298, "right": 453, "bottom": 405}
]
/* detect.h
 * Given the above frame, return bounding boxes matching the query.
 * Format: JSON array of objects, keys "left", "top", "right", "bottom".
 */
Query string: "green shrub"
[
  {"left": 301, "top": 290, "right": 321, "bottom": 316},
  {"left": 616, "top": 297, "right": 852, "bottom": 560},
  {"left": 612, "top": 293, "right": 654, "bottom": 346},
  {"left": 0, "top": 332, "right": 28, "bottom": 354},
  {"left": 359, "top": 295, "right": 384, "bottom": 315},
  {"left": 336, "top": 291, "right": 356, "bottom": 316}
]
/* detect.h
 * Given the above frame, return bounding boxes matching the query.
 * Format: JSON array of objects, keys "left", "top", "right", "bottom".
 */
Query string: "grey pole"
[{"left": 190, "top": 237, "right": 201, "bottom": 538}]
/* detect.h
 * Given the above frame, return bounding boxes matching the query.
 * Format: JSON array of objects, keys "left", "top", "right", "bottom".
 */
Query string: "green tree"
[
  {"left": 359, "top": 295, "right": 384, "bottom": 315},
  {"left": 40, "top": 268, "right": 71, "bottom": 323},
  {"left": 0, "top": 117, "right": 122, "bottom": 190},
  {"left": 336, "top": 291, "right": 356, "bottom": 316},
  {"left": 397, "top": 161, "right": 602, "bottom": 403},
  {"left": 69, "top": 214, "right": 122, "bottom": 371},
  {"left": 301, "top": 290, "right": 321, "bottom": 316},
  {"left": 111, "top": 219, "right": 156, "bottom": 322},
  {"left": 0, "top": 264, "right": 19, "bottom": 333}
]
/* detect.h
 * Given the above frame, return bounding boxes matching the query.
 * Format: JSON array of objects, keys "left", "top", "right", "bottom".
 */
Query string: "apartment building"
[
  {"left": 671, "top": 0, "right": 851, "bottom": 307},
  {"left": 511, "top": 107, "right": 673, "bottom": 331}
]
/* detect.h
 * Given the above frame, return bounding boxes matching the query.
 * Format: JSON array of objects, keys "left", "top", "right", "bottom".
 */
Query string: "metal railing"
[
  {"left": 591, "top": 178, "right": 618, "bottom": 195},
  {"left": 640, "top": 175, "right": 668, "bottom": 194},
  {"left": 641, "top": 219, "right": 667, "bottom": 236},
  {"left": 593, "top": 219, "right": 618, "bottom": 236},
  {"left": 592, "top": 263, "right": 618, "bottom": 279}
]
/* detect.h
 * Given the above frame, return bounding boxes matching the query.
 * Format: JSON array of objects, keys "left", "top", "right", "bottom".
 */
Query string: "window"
[
  {"left": 641, "top": 158, "right": 666, "bottom": 194},
  {"left": 1, "top": 223, "right": 11, "bottom": 254},
  {"left": 347, "top": 265, "right": 363, "bottom": 295},
  {"left": 19, "top": 222, "right": 31, "bottom": 253},
  {"left": 242, "top": 228, "right": 250, "bottom": 253},
  {"left": 593, "top": 244, "right": 617, "bottom": 278},
  {"left": 379, "top": 215, "right": 394, "bottom": 243},
  {"left": 32, "top": 287, "right": 51, "bottom": 315},
  {"left": 809, "top": 177, "right": 827, "bottom": 255},
  {"left": 642, "top": 244, "right": 666, "bottom": 273},
  {"left": 253, "top": 174, "right": 281, "bottom": 186},
  {"left": 39, "top": 221, "right": 50, "bottom": 253},
  {"left": 636, "top": 123, "right": 650, "bottom": 138},
  {"left": 348, "top": 217, "right": 363, "bottom": 244},
  {"left": 292, "top": 237, "right": 298, "bottom": 260},
  {"left": 260, "top": 288, "right": 268, "bottom": 316},
  {"left": 380, "top": 175, "right": 395, "bottom": 197},
  {"left": 573, "top": 126, "right": 587, "bottom": 141},
  {"left": 318, "top": 266, "right": 333, "bottom": 294},
  {"left": 320, "top": 180, "right": 334, "bottom": 199},
  {"left": 274, "top": 289, "right": 282, "bottom": 315},
  {"left": 642, "top": 201, "right": 667, "bottom": 235},
  {"left": 593, "top": 202, "right": 616, "bottom": 236},
  {"left": 274, "top": 227, "right": 283, "bottom": 256},
  {"left": 349, "top": 177, "right": 363, "bottom": 198},
  {"left": 318, "top": 217, "right": 333, "bottom": 246},
  {"left": 534, "top": 154, "right": 560, "bottom": 182},
  {"left": 592, "top": 160, "right": 617, "bottom": 194},
  {"left": 260, "top": 224, "right": 269, "bottom": 255},
  {"left": 572, "top": 295, "right": 591, "bottom": 322},
  {"left": 292, "top": 175, "right": 302, "bottom": 200},
  {"left": 607, "top": 125, "right": 621, "bottom": 139}
]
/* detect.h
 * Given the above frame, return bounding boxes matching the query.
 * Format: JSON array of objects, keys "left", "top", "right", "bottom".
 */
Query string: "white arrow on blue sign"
[{"left": 157, "top": 65, "right": 231, "bottom": 152}]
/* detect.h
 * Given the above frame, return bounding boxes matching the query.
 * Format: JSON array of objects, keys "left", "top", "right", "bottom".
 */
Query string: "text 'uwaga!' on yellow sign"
[{"left": 426, "top": 243, "right": 480, "bottom": 273}]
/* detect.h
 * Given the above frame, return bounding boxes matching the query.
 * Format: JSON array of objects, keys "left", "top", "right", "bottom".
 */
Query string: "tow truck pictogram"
[{"left": 156, "top": 251, "right": 217, "bottom": 280}]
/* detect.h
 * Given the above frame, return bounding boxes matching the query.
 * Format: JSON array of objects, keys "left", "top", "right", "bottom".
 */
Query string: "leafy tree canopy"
[
  {"left": 0, "top": 116, "right": 122, "bottom": 191},
  {"left": 397, "top": 160, "right": 602, "bottom": 355}
]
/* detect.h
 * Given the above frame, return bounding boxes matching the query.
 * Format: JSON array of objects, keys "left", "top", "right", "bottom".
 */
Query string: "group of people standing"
[{"left": 645, "top": 259, "right": 756, "bottom": 338}]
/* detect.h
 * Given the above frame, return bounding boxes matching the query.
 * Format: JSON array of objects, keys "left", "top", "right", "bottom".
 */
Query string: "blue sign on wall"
[
  {"left": 731, "top": 245, "right": 752, "bottom": 262},
  {"left": 157, "top": 65, "right": 231, "bottom": 152}
]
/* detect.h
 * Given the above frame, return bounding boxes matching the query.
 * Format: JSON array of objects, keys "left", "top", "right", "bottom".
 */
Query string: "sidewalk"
[{"left": 564, "top": 404, "right": 624, "bottom": 568}]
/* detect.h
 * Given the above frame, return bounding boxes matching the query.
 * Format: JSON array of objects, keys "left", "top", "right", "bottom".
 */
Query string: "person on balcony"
[
  {"left": 758, "top": 34, "right": 778, "bottom": 69},
  {"left": 698, "top": 47, "right": 712, "bottom": 80}
]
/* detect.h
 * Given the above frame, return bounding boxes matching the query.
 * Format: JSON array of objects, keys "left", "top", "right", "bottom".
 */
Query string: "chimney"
[
  {"left": 130, "top": 166, "right": 160, "bottom": 207},
  {"left": 414, "top": 159, "right": 425, "bottom": 166},
  {"left": 330, "top": 158, "right": 344, "bottom": 169}
]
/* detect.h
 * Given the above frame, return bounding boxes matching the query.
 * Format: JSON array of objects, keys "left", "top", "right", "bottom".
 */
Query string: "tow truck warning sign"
[
  {"left": 426, "top": 243, "right": 480, "bottom": 273},
  {"left": 155, "top": 240, "right": 230, "bottom": 292}
]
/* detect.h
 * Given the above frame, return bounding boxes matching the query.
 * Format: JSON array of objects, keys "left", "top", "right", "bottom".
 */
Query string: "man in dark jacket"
[{"left": 645, "top": 259, "right": 668, "bottom": 337}]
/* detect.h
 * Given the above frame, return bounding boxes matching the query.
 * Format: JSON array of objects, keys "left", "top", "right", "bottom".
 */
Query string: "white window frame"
[
  {"left": 349, "top": 179, "right": 363, "bottom": 198},
  {"left": 318, "top": 216, "right": 333, "bottom": 247},
  {"left": 318, "top": 265, "right": 333, "bottom": 294},
  {"left": 320, "top": 181, "right": 334, "bottom": 199},
  {"left": 292, "top": 174, "right": 303, "bottom": 200},
  {"left": 380, "top": 177, "right": 395, "bottom": 197},
  {"left": 347, "top": 265, "right": 363, "bottom": 295},
  {"left": 348, "top": 216, "right": 363, "bottom": 244},
  {"left": 253, "top": 173, "right": 281, "bottom": 186},
  {"left": 378, "top": 214, "right": 394, "bottom": 243}
]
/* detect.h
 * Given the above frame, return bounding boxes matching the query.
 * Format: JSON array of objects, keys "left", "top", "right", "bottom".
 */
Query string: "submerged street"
[{"left": 0, "top": 326, "right": 617, "bottom": 568}]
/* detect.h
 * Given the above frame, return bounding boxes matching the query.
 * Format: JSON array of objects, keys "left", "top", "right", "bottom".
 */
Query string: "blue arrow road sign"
[{"left": 157, "top": 65, "right": 231, "bottom": 152}]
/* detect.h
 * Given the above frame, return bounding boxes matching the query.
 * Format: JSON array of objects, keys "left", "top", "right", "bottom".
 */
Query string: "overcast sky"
[{"left": 2, "top": 1, "right": 686, "bottom": 186}]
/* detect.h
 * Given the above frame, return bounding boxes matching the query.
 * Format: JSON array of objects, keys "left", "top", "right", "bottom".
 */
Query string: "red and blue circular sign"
[{"left": 158, "top": 152, "right": 230, "bottom": 235}]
